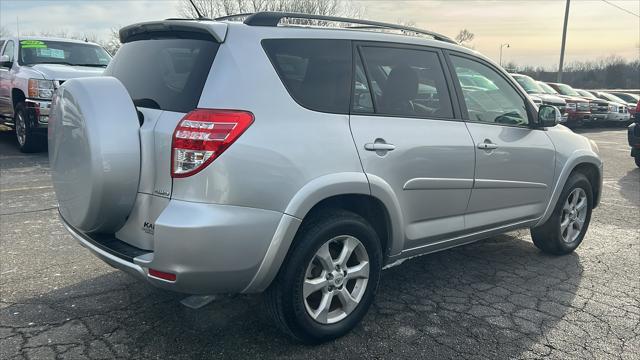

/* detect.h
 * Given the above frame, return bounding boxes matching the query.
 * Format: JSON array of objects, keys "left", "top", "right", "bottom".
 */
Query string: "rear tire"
[
  {"left": 265, "top": 209, "right": 382, "bottom": 343},
  {"left": 531, "top": 173, "right": 593, "bottom": 255},
  {"left": 14, "top": 103, "right": 44, "bottom": 153}
]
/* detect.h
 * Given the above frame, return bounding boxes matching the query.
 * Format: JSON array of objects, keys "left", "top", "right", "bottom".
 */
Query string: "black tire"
[
  {"left": 531, "top": 173, "right": 593, "bottom": 255},
  {"left": 14, "top": 103, "right": 44, "bottom": 153},
  {"left": 635, "top": 156, "right": 640, "bottom": 168},
  {"left": 265, "top": 209, "right": 382, "bottom": 343}
]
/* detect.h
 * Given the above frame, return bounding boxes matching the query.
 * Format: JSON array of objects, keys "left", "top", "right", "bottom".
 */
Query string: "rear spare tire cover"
[{"left": 49, "top": 76, "right": 140, "bottom": 233}]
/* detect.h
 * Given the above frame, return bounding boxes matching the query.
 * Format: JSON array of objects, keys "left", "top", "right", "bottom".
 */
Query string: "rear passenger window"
[
  {"left": 262, "top": 39, "right": 352, "bottom": 114},
  {"left": 358, "top": 46, "right": 453, "bottom": 118}
]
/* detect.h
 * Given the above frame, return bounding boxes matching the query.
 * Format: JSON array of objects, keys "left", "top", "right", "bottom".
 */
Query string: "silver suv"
[{"left": 49, "top": 13, "right": 603, "bottom": 343}]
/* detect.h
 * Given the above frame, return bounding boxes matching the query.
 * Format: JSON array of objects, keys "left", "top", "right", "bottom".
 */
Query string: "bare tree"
[
  {"left": 179, "top": 0, "right": 362, "bottom": 19},
  {"left": 98, "top": 27, "right": 121, "bottom": 55},
  {"left": 455, "top": 29, "right": 474, "bottom": 45}
]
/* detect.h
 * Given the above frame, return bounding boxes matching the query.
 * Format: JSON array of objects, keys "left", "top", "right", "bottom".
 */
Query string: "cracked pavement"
[{"left": 1, "top": 127, "right": 638, "bottom": 359}]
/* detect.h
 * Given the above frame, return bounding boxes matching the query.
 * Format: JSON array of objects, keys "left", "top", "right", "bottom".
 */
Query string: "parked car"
[
  {"left": 545, "top": 82, "right": 591, "bottom": 127},
  {"left": 607, "top": 91, "right": 639, "bottom": 118},
  {"left": 0, "top": 37, "right": 111, "bottom": 152},
  {"left": 628, "top": 100, "right": 640, "bottom": 167},
  {"left": 589, "top": 91, "right": 631, "bottom": 124},
  {"left": 48, "top": 13, "right": 603, "bottom": 343},
  {"left": 510, "top": 74, "right": 567, "bottom": 122},
  {"left": 574, "top": 89, "right": 617, "bottom": 124}
]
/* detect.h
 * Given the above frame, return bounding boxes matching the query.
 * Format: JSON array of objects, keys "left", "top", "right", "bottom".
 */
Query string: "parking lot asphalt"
[{"left": 0, "top": 126, "right": 638, "bottom": 360}]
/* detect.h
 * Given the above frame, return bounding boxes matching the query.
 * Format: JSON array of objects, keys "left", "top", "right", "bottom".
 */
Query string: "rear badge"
[
  {"left": 143, "top": 221, "right": 155, "bottom": 235},
  {"left": 154, "top": 189, "right": 170, "bottom": 196}
]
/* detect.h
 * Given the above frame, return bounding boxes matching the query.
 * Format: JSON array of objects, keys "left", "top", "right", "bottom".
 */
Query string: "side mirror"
[
  {"left": 0, "top": 55, "right": 12, "bottom": 68},
  {"left": 537, "top": 104, "right": 560, "bottom": 128}
]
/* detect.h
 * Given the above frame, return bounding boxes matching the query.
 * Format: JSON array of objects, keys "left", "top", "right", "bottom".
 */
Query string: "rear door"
[
  {"left": 447, "top": 53, "right": 555, "bottom": 230},
  {"left": 349, "top": 43, "right": 475, "bottom": 251}
]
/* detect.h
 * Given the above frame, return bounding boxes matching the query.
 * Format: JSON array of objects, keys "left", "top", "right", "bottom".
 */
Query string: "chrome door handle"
[
  {"left": 364, "top": 143, "right": 396, "bottom": 151},
  {"left": 477, "top": 140, "right": 498, "bottom": 150}
]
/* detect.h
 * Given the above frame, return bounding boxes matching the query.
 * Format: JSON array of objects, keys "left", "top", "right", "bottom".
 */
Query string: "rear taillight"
[{"left": 171, "top": 109, "right": 254, "bottom": 178}]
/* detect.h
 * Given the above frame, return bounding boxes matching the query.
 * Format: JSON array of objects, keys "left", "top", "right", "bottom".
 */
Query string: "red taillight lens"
[{"left": 171, "top": 109, "right": 254, "bottom": 178}]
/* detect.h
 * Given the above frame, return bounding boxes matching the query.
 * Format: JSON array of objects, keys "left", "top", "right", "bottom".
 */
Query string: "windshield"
[
  {"left": 610, "top": 92, "right": 639, "bottom": 103},
  {"left": 576, "top": 90, "right": 597, "bottom": 99},
  {"left": 19, "top": 40, "right": 111, "bottom": 67},
  {"left": 513, "top": 75, "right": 544, "bottom": 94},
  {"left": 555, "top": 83, "right": 580, "bottom": 96},
  {"left": 537, "top": 82, "right": 558, "bottom": 95},
  {"left": 599, "top": 92, "right": 627, "bottom": 104}
]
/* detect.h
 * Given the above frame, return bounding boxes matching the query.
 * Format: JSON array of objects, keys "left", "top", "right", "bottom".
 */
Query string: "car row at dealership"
[{"left": 510, "top": 73, "right": 638, "bottom": 128}]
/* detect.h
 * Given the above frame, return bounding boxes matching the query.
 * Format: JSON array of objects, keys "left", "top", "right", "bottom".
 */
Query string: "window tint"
[
  {"left": 2, "top": 40, "right": 14, "bottom": 61},
  {"left": 262, "top": 39, "right": 352, "bottom": 114},
  {"left": 19, "top": 40, "right": 111, "bottom": 66},
  {"left": 359, "top": 46, "right": 453, "bottom": 118},
  {"left": 105, "top": 38, "right": 219, "bottom": 113},
  {"left": 452, "top": 56, "right": 529, "bottom": 126},
  {"left": 352, "top": 52, "right": 374, "bottom": 113}
]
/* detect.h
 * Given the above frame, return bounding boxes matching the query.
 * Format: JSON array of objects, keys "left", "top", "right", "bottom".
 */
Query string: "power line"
[{"left": 600, "top": 0, "right": 640, "bottom": 18}]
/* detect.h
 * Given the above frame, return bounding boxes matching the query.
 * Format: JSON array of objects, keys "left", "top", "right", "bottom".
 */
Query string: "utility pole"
[
  {"left": 499, "top": 43, "right": 510, "bottom": 67},
  {"left": 558, "top": 0, "right": 571, "bottom": 82}
]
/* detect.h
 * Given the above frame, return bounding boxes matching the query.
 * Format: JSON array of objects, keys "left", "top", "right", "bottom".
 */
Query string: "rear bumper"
[{"left": 62, "top": 200, "right": 298, "bottom": 295}]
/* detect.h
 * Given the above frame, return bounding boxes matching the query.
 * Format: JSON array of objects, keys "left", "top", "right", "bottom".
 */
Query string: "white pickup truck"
[{"left": 0, "top": 37, "right": 111, "bottom": 152}]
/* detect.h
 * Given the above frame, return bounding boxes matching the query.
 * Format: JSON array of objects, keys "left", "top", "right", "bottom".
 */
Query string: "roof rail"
[
  {"left": 240, "top": 12, "right": 457, "bottom": 44},
  {"left": 214, "top": 13, "right": 253, "bottom": 22}
]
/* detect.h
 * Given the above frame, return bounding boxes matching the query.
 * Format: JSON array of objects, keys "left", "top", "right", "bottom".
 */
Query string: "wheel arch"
[
  {"left": 535, "top": 151, "right": 602, "bottom": 227},
  {"left": 242, "top": 172, "right": 404, "bottom": 293},
  {"left": 11, "top": 88, "right": 25, "bottom": 111}
]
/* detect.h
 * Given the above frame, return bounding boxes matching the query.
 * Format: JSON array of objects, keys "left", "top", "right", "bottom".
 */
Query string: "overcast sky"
[{"left": 1, "top": 0, "right": 638, "bottom": 67}]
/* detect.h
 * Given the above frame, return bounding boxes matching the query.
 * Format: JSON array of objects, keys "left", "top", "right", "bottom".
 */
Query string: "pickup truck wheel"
[
  {"left": 14, "top": 103, "right": 43, "bottom": 153},
  {"left": 531, "top": 173, "right": 593, "bottom": 255},
  {"left": 265, "top": 210, "right": 382, "bottom": 343}
]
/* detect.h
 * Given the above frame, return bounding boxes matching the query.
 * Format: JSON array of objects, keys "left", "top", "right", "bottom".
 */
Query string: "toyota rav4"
[{"left": 49, "top": 13, "right": 603, "bottom": 343}]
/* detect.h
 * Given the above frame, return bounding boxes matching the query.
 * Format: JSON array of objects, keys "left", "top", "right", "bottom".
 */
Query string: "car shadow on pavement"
[
  {"left": 2, "top": 232, "right": 583, "bottom": 359},
  {"left": 618, "top": 169, "right": 640, "bottom": 206}
]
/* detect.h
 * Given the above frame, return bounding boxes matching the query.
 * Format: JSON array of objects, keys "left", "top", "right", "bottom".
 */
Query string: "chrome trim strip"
[
  {"left": 474, "top": 179, "right": 548, "bottom": 189},
  {"left": 403, "top": 177, "right": 474, "bottom": 190}
]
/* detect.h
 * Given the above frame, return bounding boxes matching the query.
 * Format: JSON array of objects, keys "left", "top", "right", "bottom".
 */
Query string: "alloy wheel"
[
  {"left": 560, "top": 188, "right": 587, "bottom": 243},
  {"left": 303, "top": 235, "right": 370, "bottom": 324}
]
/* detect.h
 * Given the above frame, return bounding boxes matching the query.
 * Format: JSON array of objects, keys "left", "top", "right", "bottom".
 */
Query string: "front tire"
[
  {"left": 265, "top": 210, "right": 382, "bottom": 343},
  {"left": 14, "top": 103, "right": 44, "bottom": 153},
  {"left": 531, "top": 173, "right": 593, "bottom": 255}
]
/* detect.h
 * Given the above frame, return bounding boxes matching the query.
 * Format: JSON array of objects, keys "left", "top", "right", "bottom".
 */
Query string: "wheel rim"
[
  {"left": 15, "top": 112, "right": 26, "bottom": 146},
  {"left": 303, "top": 235, "right": 370, "bottom": 324},
  {"left": 560, "top": 188, "right": 588, "bottom": 243}
]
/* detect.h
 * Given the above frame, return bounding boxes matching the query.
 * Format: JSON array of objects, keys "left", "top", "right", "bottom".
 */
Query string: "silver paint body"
[{"left": 51, "top": 21, "right": 602, "bottom": 295}]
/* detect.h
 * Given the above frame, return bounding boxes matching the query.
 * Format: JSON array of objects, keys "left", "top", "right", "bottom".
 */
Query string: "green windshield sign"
[{"left": 20, "top": 40, "right": 47, "bottom": 49}]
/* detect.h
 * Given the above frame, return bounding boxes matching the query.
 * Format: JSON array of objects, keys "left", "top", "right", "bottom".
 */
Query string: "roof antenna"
[{"left": 188, "top": 0, "right": 205, "bottom": 19}]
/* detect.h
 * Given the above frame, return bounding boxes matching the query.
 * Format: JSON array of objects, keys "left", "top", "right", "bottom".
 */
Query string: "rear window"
[
  {"left": 105, "top": 38, "right": 219, "bottom": 113},
  {"left": 262, "top": 39, "right": 352, "bottom": 114}
]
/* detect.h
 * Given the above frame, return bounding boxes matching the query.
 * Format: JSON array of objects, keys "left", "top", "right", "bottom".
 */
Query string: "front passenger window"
[
  {"left": 1, "top": 41, "right": 14, "bottom": 65},
  {"left": 451, "top": 56, "right": 529, "bottom": 126}
]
